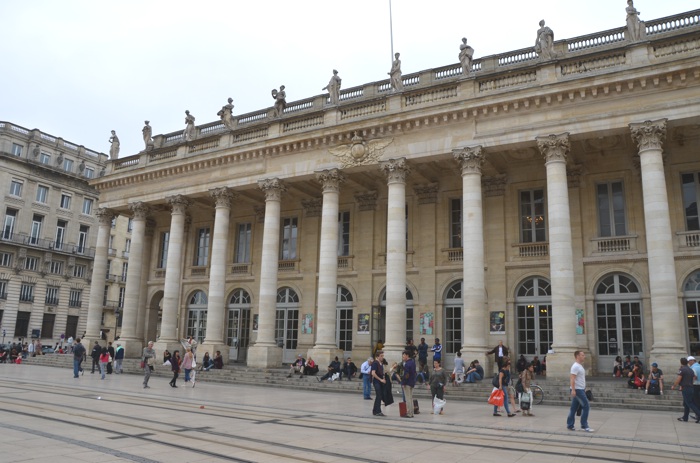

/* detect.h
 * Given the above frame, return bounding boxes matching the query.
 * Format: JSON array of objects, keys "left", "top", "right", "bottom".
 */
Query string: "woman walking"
[
  {"left": 429, "top": 359, "right": 449, "bottom": 414},
  {"left": 99, "top": 347, "right": 109, "bottom": 380},
  {"left": 169, "top": 350, "right": 181, "bottom": 388},
  {"left": 182, "top": 347, "right": 194, "bottom": 384},
  {"left": 493, "top": 360, "right": 515, "bottom": 417},
  {"left": 519, "top": 362, "right": 535, "bottom": 416},
  {"left": 142, "top": 341, "right": 156, "bottom": 388}
]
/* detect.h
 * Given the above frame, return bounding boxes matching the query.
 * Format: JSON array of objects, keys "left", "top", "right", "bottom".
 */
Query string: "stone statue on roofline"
[
  {"left": 142, "top": 120, "right": 153, "bottom": 150},
  {"left": 459, "top": 38, "right": 474, "bottom": 75},
  {"left": 183, "top": 110, "right": 196, "bottom": 141},
  {"left": 271, "top": 85, "right": 286, "bottom": 118},
  {"left": 626, "top": 0, "right": 645, "bottom": 41},
  {"left": 388, "top": 52, "right": 403, "bottom": 91},
  {"left": 322, "top": 70, "right": 342, "bottom": 105},
  {"left": 108, "top": 130, "right": 120, "bottom": 160},
  {"left": 534, "top": 20, "right": 555, "bottom": 60},
  {"left": 217, "top": 97, "right": 236, "bottom": 130}
]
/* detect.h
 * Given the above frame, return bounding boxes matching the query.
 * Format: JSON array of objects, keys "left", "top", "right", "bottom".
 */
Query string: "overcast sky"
[{"left": 1, "top": 1, "right": 697, "bottom": 157}]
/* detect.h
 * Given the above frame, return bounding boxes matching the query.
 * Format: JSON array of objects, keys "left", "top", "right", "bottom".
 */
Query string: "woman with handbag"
[
  {"left": 182, "top": 347, "right": 194, "bottom": 383},
  {"left": 141, "top": 341, "right": 156, "bottom": 389},
  {"left": 493, "top": 361, "right": 515, "bottom": 417},
  {"left": 169, "top": 350, "right": 182, "bottom": 387}
]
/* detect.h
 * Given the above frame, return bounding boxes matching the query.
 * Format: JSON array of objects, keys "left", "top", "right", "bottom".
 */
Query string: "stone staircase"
[{"left": 22, "top": 355, "right": 683, "bottom": 412}]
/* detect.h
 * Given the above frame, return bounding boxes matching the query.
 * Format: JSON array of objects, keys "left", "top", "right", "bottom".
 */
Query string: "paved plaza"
[{"left": 0, "top": 364, "right": 698, "bottom": 462}]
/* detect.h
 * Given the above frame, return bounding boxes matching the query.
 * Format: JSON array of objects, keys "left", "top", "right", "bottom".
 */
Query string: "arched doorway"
[
  {"left": 595, "top": 273, "right": 644, "bottom": 367},
  {"left": 443, "top": 280, "right": 463, "bottom": 368},
  {"left": 275, "top": 286, "right": 300, "bottom": 363},
  {"left": 336, "top": 285, "right": 353, "bottom": 357},
  {"left": 374, "top": 287, "right": 414, "bottom": 351},
  {"left": 515, "top": 277, "right": 552, "bottom": 358},
  {"left": 186, "top": 290, "right": 207, "bottom": 344},
  {"left": 683, "top": 269, "right": 700, "bottom": 356},
  {"left": 227, "top": 288, "right": 251, "bottom": 362}
]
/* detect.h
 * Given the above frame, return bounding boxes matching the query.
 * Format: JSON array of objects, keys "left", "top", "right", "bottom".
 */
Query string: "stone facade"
[{"left": 91, "top": 9, "right": 700, "bottom": 377}]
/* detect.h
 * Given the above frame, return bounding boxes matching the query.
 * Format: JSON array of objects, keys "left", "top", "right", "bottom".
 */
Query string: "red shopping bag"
[
  {"left": 488, "top": 388, "right": 504, "bottom": 407},
  {"left": 399, "top": 401, "right": 408, "bottom": 417}
]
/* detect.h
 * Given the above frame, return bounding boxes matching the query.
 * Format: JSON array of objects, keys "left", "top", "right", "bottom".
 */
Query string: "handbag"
[
  {"left": 399, "top": 401, "right": 408, "bottom": 417},
  {"left": 488, "top": 388, "right": 504, "bottom": 407},
  {"left": 140, "top": 360, "right": 145, "bottom": 368}
]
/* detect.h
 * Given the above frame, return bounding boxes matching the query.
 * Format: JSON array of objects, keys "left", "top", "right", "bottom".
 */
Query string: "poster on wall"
[
  {"left": 357, "top": 313, "right": 370, "bottom": 334},
  {"left": 489, "top": 311, "right": 505, "bottom": 333},
  {"left": 420, "top": 312, "right": 434, "bottom": 335},
  {"left": 252, "top": 314, "right": 259, "bottom": 332},
  {"left": 302, "top": 314, "right": 314, "bottom": 334},
  {"left": 576, "top": 309, "right": 585, "bottom": 334}
]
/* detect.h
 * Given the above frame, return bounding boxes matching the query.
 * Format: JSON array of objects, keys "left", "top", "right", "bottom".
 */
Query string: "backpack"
[{"left": 648, "top": 380, "right": 660, "bottom": 395}]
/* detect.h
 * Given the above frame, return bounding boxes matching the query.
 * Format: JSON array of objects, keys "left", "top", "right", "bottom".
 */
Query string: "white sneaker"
[{"left": 581, "top": 427, "right": 595, "bottom": 433}]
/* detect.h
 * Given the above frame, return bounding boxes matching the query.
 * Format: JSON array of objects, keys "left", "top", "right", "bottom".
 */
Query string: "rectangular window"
[
  {"left": 40, "top": 152, "right": 50, "bottom": 164},
  {"left": 597, "top": 181, "right": 627, "bottom": 237},
  {"left": 65, "top": 315, "right": 79, "bottom": 339},
  {"left": 60, "top": 193, "right": 71, "bottom": 209},
  {"left": 30, "top": 214, "right": 43, "bottom": 245},
  {"left": 450, "top": 198, "right": 462, "bottom": 248},
  {"left": 11, "top": 143, "right": 23, "bottom": 156},
  {"left": 36, "top": 185, "right": 49, "bottom": 203},
  {"left": 159, "top": 231, "right": 169, "bottom": 268},
  {"left": 338, "top": 212, "right": 350, "bottom": 256},
  {"left": 19, "top": 284, "right": 34, "bottom": 302},
  {"left": 106, "top": 259, "right": 112, "bottom": 280},
  {"left": 25, "top": 256, "right": 38, "bottom": 271},
  {"left": 10, "top": 180, "right": 23, "bottom": 197},
  {"left": 127, "top": 218, "right": 133, "bottom": 232},
  {"left": 73, "top": 264, "right": 86, "bottom": 278},
  {"left": 69, "top": 289, "right": 82, "bottom": 307},
  {"left": 45, "top": 286, "right": 60, "bottom": 305},
  {"left": 121, "top": 262, "right": 128, "bottom": 282},
  {"left": 520, "top": 189, "right": 546, "bottom": 243},
  {"left": 124, "top": 239, "right": 131, "bottom": 253},
  {"left": 118, "top": 287, "right": 125, "bottom": 308},
  {"left": 77, "top": 225, "right": 89, "bottom": 253},
  {"left": 84, "top": 167, "right": 94, "bottom": 179},
  {"left": 103, "top": 285, "right": 108, "bottom": 306},
  {"left": 50, "top": 261, "right": 63, "bottom": 275},
  {"left": 0, "top": 252, "right": 11, "bottom": 267},
  {"left": 681, "top": 172, "right": 700, "bottom": 231},
  {"left": 3, "top": 208, "right": 17, "bottom": 240},
  {"left": 0, "top": 280, "right": 7, "bottom": 299},
  {"left": 63, "top": 158, "right": 74, "bottom": 173},
  {"left": 444, "top": 306, "right": 463, "bottom": 354},
  {"left": 41, "top": 313, "right": 56, "bottom": 338},
  {"left": 55, "top": 220, "right": 67, "bottom": 250},
  {"left": 14, "top": 311, "right": 30, "bottom": 338},
  {"left": 235, "top": 223, "right": 252, "bottom": 263},
  {"left": 82, "top": 198, "right": 93, "bottom": 215},
  {"left": 280, "top": 217, "right": 298, "bottom": 260},
  {"left": 194, "top": 227, "right": 211, "bottom": 266}
]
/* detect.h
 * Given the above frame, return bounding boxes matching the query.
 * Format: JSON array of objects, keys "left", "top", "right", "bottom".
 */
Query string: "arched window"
[
  {"left": 226, "top": 289, "right": 252, "bottom": 362},
  {"left": 186, "top": 290, "right": 207, "bottom": 343},
  {"left": 595, "top": 273, "right": 643, "bottom": 364},
  {"left": 275, "top": 287, "right": 300, "bottom": 363},
  {"left": 443, "top": 281, "right": 463, "bottom": 355},
  {"left": 683, "top": 270, "right": 700, "bottom": 355},
  {"left": 515, "top": 277, "right": 552, "bottom": 357},
  {"left": 337, "top": 285, "right": 354, "bottom": 352}
]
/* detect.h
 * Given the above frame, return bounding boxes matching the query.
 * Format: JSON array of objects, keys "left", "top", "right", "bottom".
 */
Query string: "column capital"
[
  {"left": 629, "top": 119, "right": 667, "bottom": 152},
  {"left": 166, "top": 195, "right": 191, "bottom": 214},
  {"left": 209, "top": 187, "right": 237, "bottom": 208},
  {"left": 128, "top": 201, "right": 151, "bottom": 220},
  {"left": 379, "top": 158, "right": 410, "bottom": 183},
  {"left": 258, "top": 178, "right": 286, "bottom": 201},
  {"left": 536, "top": 133, "right": 570, "bottom": 163},
  {"left": 452, "top": 145, "right": 485, "bottom": 174},
  {"left": 315, "top": 168, "right": 346, "bottom": 193},
  {"left": 95, "top": 208, "right": 116, "bottom": 226}
]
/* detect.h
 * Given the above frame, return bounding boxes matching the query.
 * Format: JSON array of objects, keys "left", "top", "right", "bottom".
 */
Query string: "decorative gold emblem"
[{"left": 329, "top": 131, "right": 393, "bottom": 167}]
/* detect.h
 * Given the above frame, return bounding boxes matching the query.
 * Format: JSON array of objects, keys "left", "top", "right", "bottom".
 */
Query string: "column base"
[
  {"left": 307, "top": 346, "right": 344, "bottom": 367},
  {"left": 114, "top": 337, "right": 145, "bottom": 358},
  {"left": 543, "top": 348, "right": 583, "bottom": 379},
  {"left": 154, "top": 340, "right": 186, "bottom": 361},
  {"left": 199, "top": 342, "right": 229, "bottom": 364},
  {"left": 380, "top": 343, "right": 407, "bottom": 366},
  {"left": 458, "top": 347, "right": 488, "bottom": 373},
  {"left": 649, "top": 344, "right": 688, "bottom": 374},
  {"left": 247, "top": 344, "right": 283, "bottom": 368}
]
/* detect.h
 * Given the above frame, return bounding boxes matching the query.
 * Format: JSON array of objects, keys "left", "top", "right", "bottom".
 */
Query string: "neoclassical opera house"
[{"left": 89, "top": 7, "right": 700, "bottom": 377}]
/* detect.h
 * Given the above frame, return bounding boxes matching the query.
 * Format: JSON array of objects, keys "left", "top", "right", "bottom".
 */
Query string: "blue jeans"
[
  {"left": 99, "top": 362, "right": 106, "bottom": 379},
  {"left": 73, "top": 358, "right": 81, "bottom": 377},
  {"left": 567, "top": 389, "right": 590, "bottom": 429},
  {"left": 681, "top": 387, "right": 700, "bottom": 420},
  {"left": 185, "top": 368, "right": 192, "bottom": 382},
  {"left": 362, "top": 373, "right": 372, "bottom": 398},
  {"left": 493, "top": 388, "right": 511, "bottom": 414},
  {"left": 466, "top": 372, "right": 482, "bottom": 383}
]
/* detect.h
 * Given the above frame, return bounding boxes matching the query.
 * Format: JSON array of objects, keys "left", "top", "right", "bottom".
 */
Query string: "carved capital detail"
[
  {"left": 483, "top": 175, "right": 507, "bottom": 197},
  {"left": 629, "top": 119, "right": 667, "bottom": 152},
  {"left": 379, "top": 158, "right": 410, "bottom": 184},
  {"left": 414, "top": 183, "right": 439, "bottom": 205},
  {"left": 258, "top": 178, "right": 286, "bottom": 202},
  {"left": 315, "top": 168, "right": 346, "bottom": 193},
  {"left": 302, "top": 198, "right": 323, "bottom": 217},
  {"left": 95, "top": 208, "right": 116, "bottom": 226},
  {"left": 128, "top": 201, "right": 151, "bottom": 220},
  {"left": 354, "top": 191, "right": 378, "bottom": 211},
  {"left": 209, "top": 187, "right": 237, "bottom": 208},
  {"left": 166, "top": 195, "right": 191, "bottom": 214},
  {"left": 453, "top": 145, "right": 485, "bottom": 175},
  {"left": 536, "top": 133, "right": 570, "bottom": 163}
]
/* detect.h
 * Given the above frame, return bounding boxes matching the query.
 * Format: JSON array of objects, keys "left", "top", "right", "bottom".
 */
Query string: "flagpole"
[{"left": 389, "top": 0, "right": 394, "bottom": 64}]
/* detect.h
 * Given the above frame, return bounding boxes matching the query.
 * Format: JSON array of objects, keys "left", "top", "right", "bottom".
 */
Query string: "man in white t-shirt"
[{"left": 566, "top": 350, "right": 594, "bottom": 432}]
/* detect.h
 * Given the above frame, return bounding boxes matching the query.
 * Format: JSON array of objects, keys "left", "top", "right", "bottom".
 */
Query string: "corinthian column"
[
  {"left": 453, "top": 146, "right": 488, "bottom": 365},
  {"left": 119, "top": 201, "right": 150, "bottom": 357},
  {"left": 248, "top": 178, "right": 285, "bottom": 368},
  {"left": 536, "top": 133, "right": 578, "bottom": 378},
  {"left": 310, "top": 169, "right": 345, "bottom": 365},
  {"left": 157, "top": 195, "right": 190, "bottom": 353},
  {"left": 202, "top": 187, "right": 235, "bottom": 361},
  {"left": 629, "top": 119, "right": 685, "bottom": 367},
  {"left": 85, "top": 208, "right": 115, "bottom": 346},
  {"left": 379, "top": 158, "right": 410, "bottom": 363}
]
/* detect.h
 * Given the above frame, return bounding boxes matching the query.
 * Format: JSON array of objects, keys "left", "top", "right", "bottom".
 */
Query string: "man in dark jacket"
[
  {"left": 401, "top": 351, "right": 417, "bottom": 418},
  {"left": 114, "top": 343, "right": 124, "bottom": 373},
  {"left": 106, "top": 341, "right": 115, "bottom": 374},
  {"left": 486, "top": 340, "right": 509, "bottom": 371},
  {"left": 90, "top": 341, "right": 101, "bottom": 373}
]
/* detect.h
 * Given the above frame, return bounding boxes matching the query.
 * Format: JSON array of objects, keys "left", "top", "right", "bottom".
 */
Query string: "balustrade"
[{"left": 514, "top": 242, "right": 549, "bottom": 258}]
